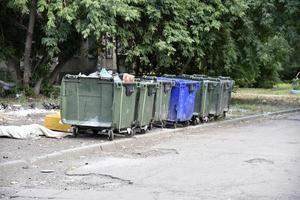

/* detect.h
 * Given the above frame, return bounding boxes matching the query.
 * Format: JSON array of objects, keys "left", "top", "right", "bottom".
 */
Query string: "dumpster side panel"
[
  {"left": 221, "top": 80, "right": 230, "bottom": 112},
  {"left": 176, "top": 74, "right": 209, "bottom": 119},
  {"left": 61, "top": 78, "right": 78, "bottom": 123},
  {"left": 216, "top": 80, "right": 223, "bottom": 115},
  {"left": 154, "top": 82, "right": 172, "bottom": 121},
  {"left": 77, "top": 79, "right": 113, "bottom": 127},
  {"left": 135, "top": 83, "right": 157, "bottom": 127},
  {"left": 177, "top": 84, "right": 193, "bottom": 121},
  {"left": 222, "top": 79, "right": 234, "bottom": 112},
  {"left": 207, "top": 81, "right": 219, "bottom": 116},
  {"left": 167, "top": 82, "right": 180, "bottom": 121},
  {"left": 112, "top": 83, "right": 137, "bottom": 130},
  {"left": 199, "top": 81, "right": 209, "bottom": 118},
  {"left": 193, "top": 82, "right": 202, "bottom": 115},
  {"left": 61, "top": 77, "right": 114, "bottom": 127}
]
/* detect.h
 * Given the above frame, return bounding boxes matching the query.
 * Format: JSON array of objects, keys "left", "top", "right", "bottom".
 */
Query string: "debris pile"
[{"left": 42, "top": 102, "right": 60, "bottom": 110}]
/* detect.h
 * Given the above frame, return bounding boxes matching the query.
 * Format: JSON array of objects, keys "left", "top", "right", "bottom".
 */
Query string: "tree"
[
  {"left": 23, "top": 0, "right": 37, "bottom": 87},
  {"left": 1, "top": 0, "right": 299, "bottom": 92},
  {"left": 1, "top": 0, "right": 82, "bottom": 94}
]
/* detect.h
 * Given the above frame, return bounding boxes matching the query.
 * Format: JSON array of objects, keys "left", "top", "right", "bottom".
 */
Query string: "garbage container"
[
  {"left": 205, "top": 77, "right": 222, "bottom": 117},
  {"left": 135, "top": 81, "right": 158, "bottom": 133},
  {"left": 218, "top": 76, "right": 234, "bottom": 114},
  {"left": 157, "top": 77, "right": 200, "bottom": 127},
  {"left": 60, "top": 74, "right": 139, "bottom": 140},
  {"left": 179, "top": 74, "right": 210, "bottom": 123},
  {"left": 142, "top": 76, "right": 174, "bottom": 127}
]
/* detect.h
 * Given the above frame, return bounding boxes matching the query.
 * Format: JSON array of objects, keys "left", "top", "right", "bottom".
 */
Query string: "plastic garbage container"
[
  {"left": 60, "top": 74, "right": 139, "bottom": 140},
  {"left": 179, "top": 74, "right": 210, "bottom": 123},
  {"left": 158, "top": 77, "right": 200, "bottom": 126}
]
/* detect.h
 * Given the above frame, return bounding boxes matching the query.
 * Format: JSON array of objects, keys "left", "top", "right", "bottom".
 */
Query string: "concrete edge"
[{"left": 1, "top": 107, "right": 299, "bottom": 169}]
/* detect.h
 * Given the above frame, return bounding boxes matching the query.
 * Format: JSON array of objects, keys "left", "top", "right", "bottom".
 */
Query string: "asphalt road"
[{"left": 1, "top": 112, "right": 300, "bottom": 199}]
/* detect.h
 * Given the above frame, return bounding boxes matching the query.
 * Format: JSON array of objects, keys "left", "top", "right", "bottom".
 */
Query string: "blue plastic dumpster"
[{"left": 157, "top": 77, "right": 200, "bottom": 126}]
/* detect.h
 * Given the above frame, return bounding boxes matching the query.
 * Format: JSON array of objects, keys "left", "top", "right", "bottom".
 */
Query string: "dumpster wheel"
[
  {"left": 125, "top": 128, "right": 136, "bottom": 137},
  {"left": 222, "top": 111, "right": 226, "bottom": 118},
  {"left": 140, "top": 125, "right": 148, "bottom": 134},
  {"left": 131, "top": 128, "right": 137, "bottom": 136},
  {"left": 72, "top": 126, "right": 79, "bottom": 137},
  {"left": 192, "top": 117, "right": 200, "bottom": 125},
  {"left": 148, "top": 123, "right": 153, "bottom": 130},
  {"left": 108, "top": 129, "right": 114, "bottom": 141},
  {"left": 183, "top": 121, "right": 190, "bottom": 127},
  {"left": 203, "top": 116, "right": 209, "bottom": 123},
  {"left": 173, "top": 123, "right": 177, "bottom": 129}
]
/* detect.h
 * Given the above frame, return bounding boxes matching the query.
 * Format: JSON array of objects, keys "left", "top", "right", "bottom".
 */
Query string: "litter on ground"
[{"left": 0, "top": 124, "right": 70, "bottom": 139}]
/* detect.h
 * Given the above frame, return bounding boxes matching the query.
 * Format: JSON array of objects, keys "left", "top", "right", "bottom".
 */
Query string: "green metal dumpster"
[
  {"left": 135, "top": 81, "right": 158, "bottom": 133},
  {"left": 60, "top": 74, "right": 139, "bottom": 140},
  {"left": 142, "top": 76, "right": 174, "bottom": 127},
  {"left": 153, "top": 80, "right": 174, "bottom": 126},
  {"left": 218, "top": 76, "right": 234, "bottom": 114},
  {"left": 192, "top": 75, "right": 221, "bottom": 118},
  {"left": 205, "top": 77, "right": 222, "bottom": 117}
]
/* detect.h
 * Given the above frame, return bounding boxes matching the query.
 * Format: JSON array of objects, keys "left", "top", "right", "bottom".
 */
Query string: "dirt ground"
[{"left": 0, "top": 98, "right": 299, "bottom": 163}]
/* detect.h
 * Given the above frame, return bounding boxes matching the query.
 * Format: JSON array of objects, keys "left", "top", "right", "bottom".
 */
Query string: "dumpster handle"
[
  {"left": 118, "top": 86, "right": 124, "bottom": 130},
  {"left": 224, "top": 82, "right": 230, "bottom": 90},
  {"left": 147, "top": 85, "right": 157, "bottom": 96},
  {"left": 208, "top": 82, "right": 214, "bottom": 91},
  {"left": 123, "top": 84, "right": 135, "bottom": 96},
  {"left": 188, "top": 84, "right": 195, "bottom": 93},
  {"left": 163, "top": 82, "right": 172, "bottom": 93},
  {"left": 114, "top": 82, "right": 122, "bottom": 88},
  {"left": 202, "top": 83, "right": 208, "bottom": 116}
]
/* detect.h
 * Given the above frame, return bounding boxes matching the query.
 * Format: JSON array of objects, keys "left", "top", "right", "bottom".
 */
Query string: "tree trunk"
[
  {"left": 23, "top": 0, "right": 37, "bottom": 87},
  {"left": 32, "top": 54, "right": 49, "bottom": 75},
  {"left": 48, "top": 56, "right": 71, "bottom": 84},
  {"left": 180, "top": 57, "right": 192, "bottom": 74},
  {"left": 115, "top": 38, "right": 120, "bottom": 73},
  {"left": 7, "top": 57, "right": 22, "bottom": 83},
  {"left": 34, "top": 56, "right": 71, "bottom": 94},
  {"left": 33, "top": 78, "right": 43, "bottom": 95}
]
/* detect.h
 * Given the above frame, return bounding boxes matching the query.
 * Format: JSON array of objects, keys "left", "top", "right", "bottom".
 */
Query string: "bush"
[
  {"left": 41, "top": 83, "right": 60, "bottom": 98},
  {"left": 10, "top": 84, "right": 35, "bottom": 97}
]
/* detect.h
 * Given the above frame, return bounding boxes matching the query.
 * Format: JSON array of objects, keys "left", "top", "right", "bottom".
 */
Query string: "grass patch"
[
  {"left": 229, "top": 101, "right": 293, "bottom": 118},
  {"left": 229, "top": 83, "right": 300, "bottom": 118},
  {"left": 236, "top": 83, "right": 300, "bottom": 96}
]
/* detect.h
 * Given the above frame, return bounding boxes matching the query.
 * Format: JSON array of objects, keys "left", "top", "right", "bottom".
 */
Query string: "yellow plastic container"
[{"left": 44, "top": 113, "right": 71, "bottom": 132}]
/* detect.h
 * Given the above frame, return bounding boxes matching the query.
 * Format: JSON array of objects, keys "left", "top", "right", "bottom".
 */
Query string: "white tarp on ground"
[{"left": 0, "top": 124, "right": 68, "bottom": 139}]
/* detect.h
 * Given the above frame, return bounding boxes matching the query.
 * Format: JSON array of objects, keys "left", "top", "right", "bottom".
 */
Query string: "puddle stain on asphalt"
[
  {"left": 244, "top": 158, "right": 274, "bottom": 165},
  {"left": 65, "top": 172, "right": 133, "bottom": 189},
  {"left": 130, "top": 148, "right": 179, "bottom": 158}
]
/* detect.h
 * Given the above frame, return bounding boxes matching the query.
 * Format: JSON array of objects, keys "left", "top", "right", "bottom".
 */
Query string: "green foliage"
[
  {"left": 2, "top": 0, "right": 300, "bottom": 91},
  {"left": 12, "top": 84, "right": 35, "bottom": 97},
  {"left": 41, "top": 82, "right": 60, "bottom": 98},
  {"left": 292, "top": 79, "right": 300, "bottom": 90}
]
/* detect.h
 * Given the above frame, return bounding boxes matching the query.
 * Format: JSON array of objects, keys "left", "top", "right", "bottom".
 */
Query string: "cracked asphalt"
[{"left": 1, "top": 112, "right": 300, "bottom": 199}]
